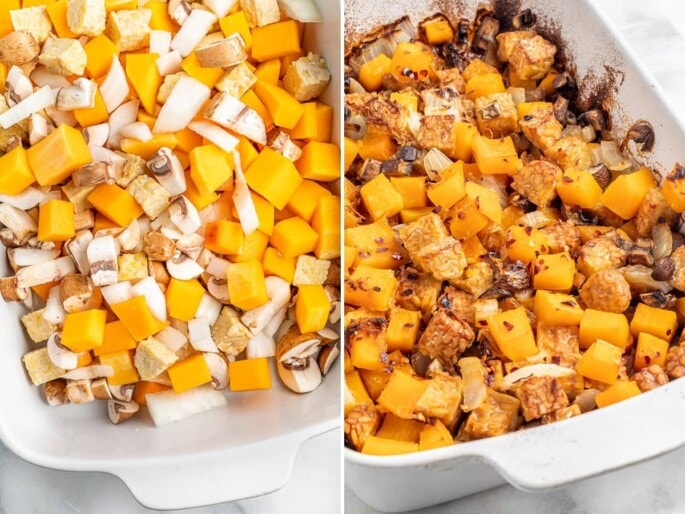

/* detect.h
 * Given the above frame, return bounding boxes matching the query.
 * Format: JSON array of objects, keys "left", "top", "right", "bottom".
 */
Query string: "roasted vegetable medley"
[{"left": 344, "top": 7, "right": 685, "bottom": 455}]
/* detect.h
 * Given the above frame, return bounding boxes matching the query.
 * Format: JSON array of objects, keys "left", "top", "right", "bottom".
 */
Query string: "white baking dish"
[
  {"left": 344, "top": 0, "right": 685, "bottom": 511},
  {"left": 0, "top": 1, "right": 340, "bottom": 510}
]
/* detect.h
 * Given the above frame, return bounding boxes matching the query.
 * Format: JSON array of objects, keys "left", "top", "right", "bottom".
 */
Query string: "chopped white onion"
[
  {"left": 100, "top": 55, "right": 130, "bottom": 113},
  {"left": 0, "top": 187, "right": 45, "bottom": 209},
  {"left": 231, "top": 150, "right": 259, "bottom": 236},
  {"left": 498, "top": 364, "right": 576, "bottom": 392},
  {"left": 423, "top": 148, "right": 453, "bottom": 181},
  {"left": 277, "top": 0, "right": 323, "bottom": 22},
  {"left": 149, "top": 29, "right": 172, "bottom": 55},
  {"left": 170, "top": 9, "right": 217, "bottom": 57},
  {"left": 146, "top": 385, "right": 227, "bottom": 427},
  {"left": 7, "top": 66, "right": 34, "bottom": 100},
  {"left": 107, "top": 100, "right": 140, "bottom": 148},
  {"left": 507, "top": 86, "right": 526, "bottom": 105},
  {"left": 131, "top": 276, "right": 167, "bottom": 322},
  {"left": 154, "top": 76, "right": 211, "bottom": 133},
  {"left": 88, "top": 144, "right": 125, "bottom": 166},
  {"left": 155, "top": 326, "right": 188, "bottom": 353},
  {"left": 188, "top": 120, "right": 239, "bottom": 153},
  {"left": 195, "top": 294, "right": 222, "bottom": 325},
  {"left": 61, "top": 365, "right": 114, "bottom": 380},
  {"left": 246, "top": 332, "right": 276, "bottom": 358},
  {"left": 580, "top": 124, "right": 596, "bottom": 143},
  {"left": 30, "top": 66, "right": 72, "bottom": 89},
  {"left": 45, "top": 105, "right": 77, "bottom": 127},
  {"left": 0, "top": 86, "right": 57, "bottom": 129},
  {"left": 83, "top": 123, "right": 110, "bottom": 147},
  {"left": 204, "top": 0, "right": 238, "bottom": 17},
  {"left": 600, "top": 139, "right": 632, "bottom": 171},
  {"left": 156, "top": 50, "right": 183, "bottom": 76},
  {"left": 101, "top": 281, "right": 134, "bottom": 306},
  {"left": 187, "top": 317, "right": 220, "bottom": 353},
  {"left": 119, "top": 121, "right": 153, "bottom": 142}
]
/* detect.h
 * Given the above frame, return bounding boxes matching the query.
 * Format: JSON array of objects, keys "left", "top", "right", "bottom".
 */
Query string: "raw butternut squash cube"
[
  {"left": 451, "top": 122, "right": 479, "bottom": 161},
  {"left": 557, "top": 170, "right": 602, "bottom": 209},
  {"left": 227, "top": 261, "right": 269, "bottom": 311},
  {"left": 311, "top": 194, "right": 340, "bottom": 260},
  {"left": 600, "top": 167, "right": 657, "bottom": 219},
  {"left": 165, "top": 278, "right": 205, "bottom": 322},
  {"left": 147, "top": 0, "right": 175, "bottom": 31},
  {"left": 133, "top": 380, "right": 170, "bottom": 406},
  {"left": 387, "top": 308, "right": 421, "bottom": 352},
  {"left": 634, "top": 332, "right": 669, "bottom": 370},
  {"left": 359, "top": 53, "right": 392, "bottom": 92},
  {"left": 423, "top": 18, "right": 454, "bottom": 45},
  {"left": 346, "top": 266, "right": 397, "bottom": 312},
  {"left": 376, "top": 413, "right": 425, "bottom": 443},
  {"left": 120, "top": 133, "right": 179, "bottom": 160},
  {"left": 389, "top": 41, "right": 437, "bottom": 84},
  {"left": 73, "top": 88, "right": 109, "bottom": 127},
  {"left": 253, "top": 80, "right": 304, "bottom": 130},
  {"left": 251, "top": 20, "right": 300, "bottom": 62},
  {"left": 241, "top": 88, "right": 273, "bottom": 130},
  {"left": 505, "top": 225, "right": 550, "bottom": 264},
  {"left": 630, "top": 303, "right": 678, "bottom": 342},
  {"left": 184, "top": 171, "right": 220, "bottom": 211},
  {"left": 534, "top": 290, "right": 584, "bottom": 326},
  {"left": 228, "top": 230, "right": 270, "bottom": 263},
  {"left": 219, "top": 10, "right": 253, "bottom": 51},
  {"left": 99, "top": 350, "right": 139, "bottom": 385},
  {"left": 270, "top": 217, "right": 319, "bottom": 258},
  {"left": 579, "top": 309, "right": 630, "bottom": 350},
  {"left": 0, "top": 146, "right": 35, "bottom": 195},
  {"left": 448, "top": 196, "right": 489, "bottom": 240},
  {"left": 345, "top": 370, "right": 373, "bottom": 414},
  {"left": 295, "top": 284, "right": 330, "bottom": 333},
  {"left": 296, "top": 141, "right": 340, "bottom": 183},
  {"left": 595, "top": 380, "right": 641, "bottom": 408},
  {"left": 46, "top": 0, "right": 78, "bottom": 38},
  {"left": 362, "top": 436, "right": 419, "bottom": 455},
  {"left": 87, "top": 183, "right": 144, "bottom": 227},
  {"left": 390, "top": 176, "right": 427, "bottom": 209},
  {"left": 309, "top": 101, "right": 333, "bottom": 143},
  {"left": 419, "top": 421, "right": 453, "bottom": 451},
  {"left": 245, "top": 147, "right": 302, "bottom": 210},
  {"left": 105, "top": 0, "right": 137, "bottom": 11},
  {"left": 285, "top": 101, "right": 318, "bottom": 140},
  {"left": 229, "top": 357, "right": 272, "bottom": 391},
  {"left": 94, "top": 212, "right": 120, "bottom": 233},
  {"left": 205, "top": 220, "right": 244, "bottom": 255},
  {"left": 262, "top": 247, "right": 296, "bottom": 283},
  {"left": 27, "top": 124, "right": 92, "bottom": 186},
  {"left": 93, "top": 320, "right": 137, "bottom": 356},
  {"left": 61, "top": 309, "right": 107, "bottom": 352},
  {"left": 126, "top": 52, "right": 162, "bottom": 115},
  {"left": 345, "top": 217, "right": 406, "bottom": 269},
  {"left": 111, "top": 296, "right": 166, "bottom": 341},
  {"left": 360, "top": 174, "right": 404, "bottom": 221},
  {"left": 37, "top": 199, "right": 75, "bottom": 242},
  {"left": 377, "top": 370, "right": 428, "bottom": 419},
  {"left": 168, "top": 353, "right": 212, "bottom": 393},
  {"left": 576, "top": 339, "right": 623, "bottom": 384},
  {"left": 486, "top": 307, "right": 538, "bottom": 361},
  {"left": 472, "top": 135, "right": 519, "bottom": 175},
  {"left": 533, "top": 252, "right": 575, "bottom": 292},
  {"left": 254, "top": 58, "right": 281, "bottom": 85},
  {"left": 465, "top": 181, "right": 502, "bottom": 223},
  {"left": 83, "top": 34, "right": 119, "bottom": 78},
  {"left": 466, "top": 73, "right": 505, "bottom": 101},
  {"left": 182, "top": 51, "right": 225, "bottom": 88},
  {"left": 427, "top": 172, "right": 465, "bottom": 210},
  {"left": 286, "top": 179, "right": 331, "bottom": 222}
]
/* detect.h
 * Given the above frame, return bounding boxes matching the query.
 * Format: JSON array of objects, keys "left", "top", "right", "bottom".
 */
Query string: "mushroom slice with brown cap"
[
  {"left": 204, "top": 91, "right": 267, "bottom": 145},
  {"left": 29, "top": 112, "right": 52, "bottom": 145},
  {"left": 87, "top": 235, "right": 119, "bottom": 286},
  {"left": 195, "top": 33, "right": 246, "bottom": 68},
  {"left": 0, "top": 31, "right": 40, "bottom": 67},
  {"left": 66, "top": 230, "right": 94, "bottom": 275},
  {"left": 169, "top": 196, "right": 202, "bottom": 235},
  {"left": 66, "top": 379, "right": 95, "bottom": 404},
  {"left": 0, "top": 203, "right": 38, "bottom": 244},
  {"left": 72, "top": 162, "right": 111, "bottom": 187},
  {"left": 203, "top": 352, "right": 228, "bottom": 390},
  {"left": 147, "top": 147, "right": 187, "bottom": 196},
  {"left": 206, "top": 276, "right": 230, "bottom": 303},
  {"left": 7, "top": 247, "right": 60, "bottom": 267},
  {"left": 276, "top": 326, "right": 324, "bottom": 393},
  {"left": 317, "top": 344, "right": 339, "bottom": 376},
  {"left": 205, "top": 255, "right": 230, "bottom": 278},
  {"left": 61, "top": 274, "right": 102, "bottom": 313},
  {"left": 0, "top": 276, "right": 28, "bottom": 302},
  {"left": 167, "top": 251, "right": 204, "bottom": 280},
  {"left": 47, "top": 333, "right": 78, "bottom": 370},
  {"left": 268, "top": 130, "right": 302, "bottom": 162},
  {"left": 91, "top": 377, "right": 112, "bottom": 400},
  {"left": 56, "top": 78, "right": 97, "bottom": 111},
  {"left": 277, "top": 357, "right": 322, "bottom": 394},
  {"left": 44, "top": 379, "right": 69, "bottom": 406},
  {"left": 108, "top": 399, "right": 140, "bottom": 424},
  {"left": 109, "top": 383, "right": 135, "bottom": 402},
  {"left": 143, "top": 231, "right": 176, "bottom": 261},
  {"left": 241, "top": 276, "right": 291, "bottom": 335},
  {"left": 16, "top": 256, "right": 76, "bottom": 288},
  {"left": 6, "top": 65, "right": 33, "bottom": 102}
]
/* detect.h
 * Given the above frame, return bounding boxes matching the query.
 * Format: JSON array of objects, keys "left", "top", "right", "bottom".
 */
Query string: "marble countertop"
[{"left": 346, "top": 0, "right": 685, "bottom": 513}]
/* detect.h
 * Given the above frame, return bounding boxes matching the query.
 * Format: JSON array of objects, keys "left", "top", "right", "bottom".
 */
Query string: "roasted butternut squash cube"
[
  {"left": 0, "top": 146, "right": 35, "bottom": 195},
  {"left": 93, "top": 320, "right": 137, "bottom": 356},
  {"left": 557, "top": 170, "right": 602, "bottom": 209},
  {"left": 465, "top": 73, "right": 505, "bottom": 101},
  {"left": 389, "top": 41, "right": 437, "bottom": 84},
  {"left": 579, "top": 309, "right": 630, "bottom": 350},
  {"left": 486, "top": 307, "right": 538, "bottom": 361},
  {"left": 472, "top": 135, "right": 519, "bottom": 175},
  {"left": 110, "top": 296, "right": 166, "bottom": 341},
  {"left": 37, "top": 199, "right": 74, "bottom": 242},
  {"left": 87, "top": 183, "right": 144, "bottom": 227},
  {"left": 99, "top": 349, "right": 139, "bottom": 386},
  {"left": 376, "top": 413, "right": 425, "bottom": 443},
  {"left": 377, "top": 370, "right": 428, "bottom": 419},
  {"left": 634, "top": 332, "right": 669, "bottom": 370},
  {"left": 629, "top": 303, "right": 678, "bottom": 342},
  {"left": 465, "top": 181, "right": 502, "bottom": 223},
  {"left": 27, "top": 125, "right": 92, "bottom": 186},
  {"left": 359, "top": 174, "right": 404, "bottom": 221},
  {"left": 358, "top": 131, "right": 395, "bottom": 161},
  {"left": 229, "top": 357, "right": 272, "bottom": 391},
  {"left": 533, "top": 252, "right": 575, "bottom": 292},
  {"left": 449, "top": 196, "right": 489, "bottom": 240},
  {"left": 205, "top": 220, "right": 244, "bottom": 255},
  {"left": 534, "top": 290, "right": 584, "bottom": 326},
  {"left": 601, "top": 167, "right": 657, "bottom": 219},
  {"left": 165, "top": 278, "right": 205, "bottom": 322},
  {"left": 505, "top": 225, "right": 550, "bottom": 264},
  {"left": 451, "top": 123, "right": 479, "bottom": 162},
  {"left": 227, "top": 261, "right": 269, "bottom": 311},
  {"left": 295, "top": 284, "right": 330, "bottom": 334},
  {"left": 245, "top": 147, "right": 302, "bottom": 210},
  {"left": 168, "top": 353, "right": 212, "bottom": 394},
  {"left": 270, "top": 216, "right": 319, "bottom": 258},
  {"left": 390, "top": 176, "right": 427, "bottom": 209},
  {"left": 427, "top": 172, "right": 466, "bottom": 210},
  {"left": 419, "top": 421, "right": 453, "bottom": 451},
  {"left": 423, "top": 18, "right": 454, "bottom": 45},
  {"left": 61, "top": 309, "right": 107, "bottom": 352},
  {"left": 358, "top": 369, "right": 390, "bottom": 400},
  {"left": 345, "top": 266, "right": 397, "bottom": 312},
  {"left": 359, "top": 53, "right": 392, "bottom": 92},
  {"left": 362, "top": 436, "right": 419, "bottom": 455},
  {"left": 345, "top": 369, "right": 373, "bottom": 414},
  {"left": 576, "top": 339, "right": 622, "bottom": 384},
  {"left": 345, "top": 218, "right": 406, "bottom": 269},
  {"left": 595, "top": 380, "right": 641, "bottom": 408},
  {"left": 296, "top": 141, "right": 340, "bottom": 182},
  {"left": 386, "top": 308, "right": 421, "bottom": 352}
]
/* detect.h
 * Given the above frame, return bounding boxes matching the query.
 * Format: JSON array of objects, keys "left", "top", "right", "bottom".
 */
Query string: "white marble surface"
[{"left": 346, "top": 0, "right": 685, "bottom": 512}]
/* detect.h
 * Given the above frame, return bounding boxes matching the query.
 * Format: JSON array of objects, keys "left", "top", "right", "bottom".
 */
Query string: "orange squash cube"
[
  {"left": 87, "top": 183, "right": 144, "bottom": 227},
  {"left": 359, "top": 53, "right": 392, "bottom": 92},
  {"left": 419, "top": 421, "right": 453, "bottom": 451},
  {"left": 311, "top": 194, "right": 340, "bottom": 260},
  {"left": 219, "top": 10, "right": 252, "bottom": 51},
  {"left": 286, "top": 179, "right": 331, "bottom": 222},
  {"left": 27, "top": 125, "right": 92, "bottom": 186},
  {"left": 253, "top": 80, "right": 304, "bottom": 129},
  {"left": 84, "top": 35, "right": 119, "bottom": 78},
  {"left": 423, "top": 19, "right": 454, "bottom": 45},
  {"left": 295, "top": 284, "right": 330, "bottom": 333},
  {"left": 61, "top": 309, "right": 107, "bottom": 352},
  {"left": 557, "top": 170, "right": 603, "bottom": 209},
  {"left": 37, "top": 199, "right": 75, "bottom": 242},
  {"left": 601, "top": 167, "right": 657, "bottom": 219},
  {"left": 534, "top": 290, "right": 584, "bottom": 326},
  {"left": 533, "top": 252, "right": 575, "bottom": 292},
  {"left": 270, "top": 216, "right": 319, "bottom": 258},
  {"left": 451, "top": 122, "right": 479, "bottom": 161},
  {"left": 466, "top": 73, "right": 505, "bottom": 101},
  {"left": 472, "top": 135, "right": 520, "bottom": 175},
  {"left": 376, "top": 413, "right": 425, "bottom": 443},
  {"left": 110, "top": 296, "right": 167, "bottom": 341},
  {"left": 168, "top": 353, "right": 213, "bottom": 393},
  {"left": 360, "top": 174, "right": 404, "bottom": 221},
  {"left": 345, "top": 218, "right": 405, "bottom": 269},
  {"left": 46, "top": 0, "right": 78, "bottom": 38},
  {"left": 227, "top": 260, "right": 269, "bottom": 311},
  {"left": 579, "top": 309, "right": 630, "bottom": 350},
  {"left": 486, "top": 307, "right": 538, "bottom": 361},
  {"left": 0, "top": 146, "right": 35, "bottom": 195},
  {"left": 99, "top": 350, "right": 139, "bottom": 386},
  {"left": 245, "top": 147, "right": 302, "bottom": 210},
  {"left": 345, "top": 266, "right": 398, "bottom": 312},
  {"left": 595, "top": 380, "right": 641, "bottom": 408},
  {"left": 630, "top": 303, "right": 678, "bottom": 342},
  {"left": 165, "top": 278, "right": 205, "bottom": 322},
  {"left": 449, "top": 196, "right": 489, "bottom": 240},
  {"left": 505, "top": 225, "right": 550, "bottom": 264},
  {"left": 386, "top": 309, "right": 421, "bottom": 352},
  {"left": 204, "top": 220, "right": 244, "bottom": 255},
  {"left": 126, "top": 53, "right": 163, "bottom": 115},
  {"left": 133, "top": 380, "right": 171, "bottom": 406},
  {"left": 634, "top": 332, "right": 669, "bottom": 370},
  {"left": 184, "top": 171, "right": 220, "bottom": 211},
  {"left": 310, "top": 101, "right": 333, "bottom": 143},
  {"left": 285, "top": 101, "right": 318, "bottom": 140},
  {"left": 120, "top": 133, "right": 179, "bottom": 160},
  {"left": 390, "top": 176, "right": 427, "bottom": 208},
  {"left": 93, "top": 320, "right": 137, "bottom": 357},
  {"left": 296, "top": 141, "right": 341, "bottom": 183},
  {"left": 254, "top": 58, "right": 281, "bottom": 85},
  {"left": 251, "top": 20, "right": 300, "bottom": 62},
  {"left": 181, "top": 51, "right": 225, "bottom": 88},
  {"left": 427, "top": 172, "right": 466, "bottom": 210},
  {"left": 262, "top": 247, "right": 296, "bottom": 283},
  {"left": 362, "top": 436, "right": 419, "bottom": 456},
  {"left": 228, "top": 230, "right": 270, "bottom": 263},
  {"left": 345, "top": 370, "right": 373, "bottom": 414},
  {"left": 576, "top": 339, "right": 623, "bottom": 384},
  {"left": 73, "top": 89, "right": 109, "bottom": 127},
  {"left": 389, "top": 41, "right": 437, "bottom": 84},
  {"left": 229, "top": 357, "right": 272, "bottom": 391},
  {"left": 377, "top": 370, "right": 428, "bottom": 419},
  {"left": 465, "top": 181, "right": 502, "bottom": 223}
]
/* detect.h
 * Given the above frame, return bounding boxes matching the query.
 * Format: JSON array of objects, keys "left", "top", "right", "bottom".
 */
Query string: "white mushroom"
[
  {"left": 65, "top": 230, "right": 94, "bottom": 275},
  {"left": 275, "top": 326, "right": 324, "bottom": 393},
  {"left": 195, "top": 293, "right": 221, "bottom": 325},
  {"left": 7, "top": 247, "right": 60, "bottom": 266},
  {"left": 142, "top": 231, "right": 176, "bottom": 261},
  {"left": 91, "top": 377, "right": 112, "bottom": 400},
  {"left": 83, "top": 123, "right": 109, "bottom": 146},
  {"left": 61, "top": 274, "right": 102, "bottom": 313},
  {"left": 203, "top": 0, "right": 237, "bottom": 18},
  {"left": 117, "top": 218, "right": 141, "bottom": 252},
  {"left": 277, "top": 358, "right": 322, "bottom": 394},
  {"left": 168, "top": 196, "right": 201, "bottom": 235},
  {"left": 66, "top": 379, "right": 95, "bottom": 404},
  {"left": 206, "top": 276, "right": 230, "bottom": 303},
  {"left": 168, "top": 0, "right": 192, "bottom": 25},
  {"left": 204, "top": 91, "right": 266, "bottom": 145},
  {"left": 156, "top": 49, "right": 183, "bottom": 76},
  {"left": 87, "top": 235, "right": 119, "bottom": 286},
  {"left": 240, "top": 276, "right": 291, "bottom": 335},
  {"left": 43, "top": 285, "right": 66, "bottom": 325},
  {"left": 61, "top": 365, "right": 114, "bottom": 380},
  {"left": 29, "top": 112, "right": 52, "bottom": 145},
  {"left": 187, "top": 317, "right": 219, "bottom": 352},
  {"left": 147, "top": 147, "right": 186, "bottom": 195},
  {"left": 155, "top": 325, "right": 188, "bottom": 353},
  {"left": 203, "top": 352, "right": 228, "bottom": 390},
  {"left": 176, "top": 233, "right": 204, "bottom": 260},
  {"left": 195, "top": 34, "right": 246, "bottom": 68},
  {"left": 196, "top": 247, "right": 213, "bottom": 268},
  {"left": 109, "top": 383, "right": 135, "bottom": 402},
  {"left": 205, "top": 255, "right": 230, "bottom": 278},
  {"left": 0, "top": 187, "right": 45, "bottom": 210},
  {"left": 47, "top": 333, "right": 78, "bottom": 370},
  {"left": 246, "top": 331, "right": 276, "bottom": 358},
  {"left": 0, "top": 276, "right": 26, "bottom": 301},
  {"left": 167, "top": 251, "right": 204, "bottom": 280},
  {"left": 0, "top": 203, "right": 38, "bottom": 244},
  {"left": 317, "top": 344, "right": 339, "bottom": 376},
  {"left": 6, "top": 65, "right": 33, "bottom": 101},
  {"left": 74, "top": 210, "right": 95, "bottom": 232},
  {"left": 71, "top": 162, "right": 111, "bottom": 187},
  {"left": 268, "top": 130, "right": 303, "bottom": 162},
  {"left": 44, "top": 104, "right": 76, "bottom": 127},
  {"left": 263, "top": 305, "right": 287, "bottom": 339},
  {"left": 130, "top": 276, "right": 167, "bottom": 322},
  {"left": 16, "top": 256, "right": 76, "bottom": 288},
  {"left": 56, "top": 78, "right": 97, "bottom": 111},
  {"left": 44, "top": 379, "right": 69, "bottom": 406},
  {"left": 108, "top": 399, "right": 140, "bottom": 424}
]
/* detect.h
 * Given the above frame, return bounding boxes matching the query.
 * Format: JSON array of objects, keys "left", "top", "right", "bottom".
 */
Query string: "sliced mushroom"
[
  {"left": 46, "top": 332, "right": 77, "bottom": 370},
  {"left": 268, "top": 130, "right": 302, "bottom": 162},
  {"left": 72, "top": 162, "right": 111, "bottom": 187},
  {"left": 168, "top": 0, "right": 192, "bottom": 25},
  {"left": 167, "top": 251, "right": 204, "bottom": 280},
  {"left": 0, "top": 31, "right": 40, "bottom": 66},
  {"left": 241, "top": 276, "right": 291, "bottom": 335},
  {"left": 0, "top": 187, "right": 45, "bottom": 210},
  {"left": 169, "top": 197, "right": 202, "bottom": 237},
  {"left": 117, "top": 218, "right": 141, "bottom": 252},
  {"left": 6, "top": 65, "right": 33, "bottom": 102},
  {"left": 0, "top": 276, "right": 28, "bottom": 302},
  {"left": 61, "top": 274, "right": 102, "bottom": 313},
  {"left": 148, "top": 260, "right": 171, "bottom": 291},
  {"left": 91, "top": 377, "right": 113, "bottom": 400},
  {"left": 187, "top": 317, "right": 219, "bottom": 352},
  {"left": 0, "top": 203, "right": 38, "bottom": 244},
  {"left": 195, "top": 33, "right": 246, "bottom": 68},
  {"left": 44, "top": 379, "right": 69, "bottom": 406},
  {"left": 197, "top": 247, "right": 213, "bottom": 268},
  {"left": 56, "top": 78, "right": 97, "bottom": 111},
  {"left": 74, "top": 210, "right": 95, "bottom": 232},
  {"left": 43, "top": 285, "right": 65, "bottom": 324},
  {"left": 205, "top": 255, "right": 230, "bottom": 278},
  {"left": 108, "top": 399, "right": 140, "bottom": 424},
  {"left": 65, "top": 379, "right": 95, "bottom": 404},
  {"left": 16, "top": 256, "right": 76, "bottom": 288},
  {"left": 204, "top": 91, "right": 267, "bottom": 145},
  {"left": 29, "top": 112, "right": 52, "bottom": 145},
  {"left": 317, "top": 344, "right": 339, "bottom": 376},
  {"left": 147, "top": 147, "right": 186, "bottom": 196},
  {"left": 323, "top": 284, "right": 341, "bottom": 324},
  {"left": 206, "top": 276, "right": 230, "bottom": 303},
  {"left": 640, "top": 290, "right": 677, "bottom": 309},
  {"left": 203, "top": 352, "right": 228, "bottom": 390},
  {"left": 87, "top": 235, "right": 119, "bottom": 286},
  {"left": 143, "top": 231, "right": 176, "bottom": 261},
  {"left": 277, "top": 357, "right": 322, "bottom": 394},
  {"left": 65, "top": 230, "right": 94, "bottom": 275},
  {"left": 652, "top": 257, "right": 676, "bottom": 281},
  {"left": 622, "top": 119, "right": 654, "bottom": 154},
  {"left": 109, "top": 383, "right": 135, "bottom": 402}
]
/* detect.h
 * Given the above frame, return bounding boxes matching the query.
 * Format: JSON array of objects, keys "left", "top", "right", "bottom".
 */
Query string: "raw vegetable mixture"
[
  {"left": 0, "top": 0, "right": 340, "bottom": 426},
  {"left": 344, "top": 6, "right": 685, "bottom": 455}
]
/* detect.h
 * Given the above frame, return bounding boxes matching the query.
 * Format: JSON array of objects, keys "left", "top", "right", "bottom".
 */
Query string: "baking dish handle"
[
  {"left": 479, "top": 381, "right": 685, "bottom": 491},
  {"left": 113, "top": 436, "right": 306, "bottom": 510}
]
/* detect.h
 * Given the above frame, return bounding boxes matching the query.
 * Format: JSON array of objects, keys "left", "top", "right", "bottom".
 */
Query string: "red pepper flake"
[
  {"left": 644, "top": 355, "right": 651, "bottom": 364},
  {"left": 667, "top": 329, "right": 673, "bottom": 336},
  {"left": 403, "top": 322, "right": 415, "bottom": 328},
  {"left": 562, "top": 176, "right": 574, "bottom": 183},
  {"left": 503, "top": 321, "right": 514, "bottom": 331},
  {"left": 551, "top": 355, "right": 561, "bottom": 365},
  {"left": 561, "top": 300, "right": 577, "bottom": 307},
  {"left": 457, "top": 211, "right": 466, "bottom": 220},
  {"left": 478, "top": 320, "right": 487, "bottom": 326},
  {"left": 373, "top": 286, "right": 381, "bottom": 292},
  {"left": 374, "top": 237, "right": 384, "bottom": 244},
  {"left": 524, "top": 226, "right": 533, "bottom": 236}
]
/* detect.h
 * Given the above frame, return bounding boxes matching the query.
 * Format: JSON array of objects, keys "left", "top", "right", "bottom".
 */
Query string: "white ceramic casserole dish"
[
  {"left": 0, "top": 0, "right": 340, "bottom": 510},
  {"left": 344, "top": 0, "right": 685, "bottom": 511}
]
